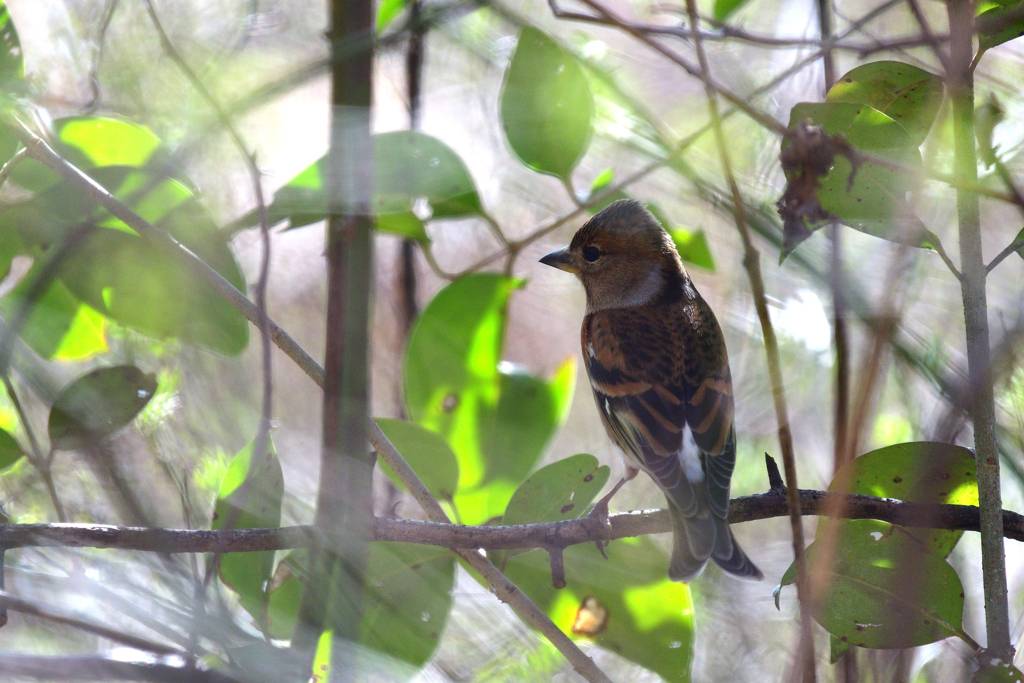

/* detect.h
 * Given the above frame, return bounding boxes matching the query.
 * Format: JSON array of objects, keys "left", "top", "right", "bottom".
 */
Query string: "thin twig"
[
  {"left": 0, "top": 589, "right": 183, "bottom": 655},
  {"left": 84, "top": 0, "right": 119, "bottom": 111},
  {"left": 682, "top": 0, "right": 814, "bottom": 680},
  {"left": 0, "top": 147, "right": 26, "bottom": 190},
  {"left": 986, "top": 232, "right": 1024, "bottom": 274}
]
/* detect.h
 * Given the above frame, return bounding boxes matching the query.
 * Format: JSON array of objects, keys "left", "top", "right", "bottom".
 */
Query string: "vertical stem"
[
  {"left": 293, "top": 0, "right": 375, "bottom": 663},
  {"left": 683, "top": 1, "right": 815, "bottom": 680},
  {"left": 947, "top": 0, "right": 1012, "bottom": 660}
]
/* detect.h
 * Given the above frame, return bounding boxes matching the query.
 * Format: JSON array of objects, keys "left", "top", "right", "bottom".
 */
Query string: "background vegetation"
[{"left": 0, "top": 0, "right": 1021, "bottom": 680}]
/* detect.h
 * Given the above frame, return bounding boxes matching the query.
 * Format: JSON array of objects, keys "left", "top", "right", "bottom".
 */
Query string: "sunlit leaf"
[
  {"left": 214, "top": 436, "right": 283, "bottom": 630},
  {"left": 375, "top": 418, "right": 459, "bottom": 501},
  {"left": 501, "top": 535, "right": 694, "bottom": 680},
  {"left": 376, "top": 0, "right": 409, "bottom": 31},
  {"left": 0, "top": 264, "right": 107, "bottom": 361},
  {"left": 830, "top": 441, "right": 978, "bottom": 557},
  {"left": 978, "top": 0, "right": 1024, "bottom": 50},
  {"left": 248, "top": 131, "right": 485, "bottom": 240},
  {"left": 826, "top": 62, "right": 943, "bottom": 145},
  {"left": 404, "top": 275, "right": 575, "bottom": 524},
  {"left": 10, "top": 116, "right": 179, "bottom": 194},
  {"left": 778, "top": 519, "right": 965, "bottom": 649},
  {"left": 786, "top": 102, "right": 924, "bottom": 245},
  {"left": 48, "top": 365, "right": 157, "bottom": 450},
  {"left": 500, "top": 26, "right": 594, "bottom": 180}
]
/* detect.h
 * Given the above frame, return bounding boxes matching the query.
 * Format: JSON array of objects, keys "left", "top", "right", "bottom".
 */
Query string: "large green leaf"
[
  {"left": 778, "top": 519, "right": 966, "bottom": 649},
  {"left": 826, "top": 62, "right": 943, "bottom": 145},
  {"left": 0, "top": 426, "right": 24, "bottom": 471},
  {"left": 267, "top": 543, "right": 455, "bottom": 671},
  {"left": 246, "top": 131, "right": 485, "bottom": 239},
  {"left": 786, "top": 102, "right": 924, "bottom": 245},
  {"left": 48, "top": 365, "right": 157, "bottom": 450},
  {"left": 10, "top": 116, "right": 178, "bottom": 194},
  {"left": 0, "top": 264, "right": 108, "bottom": 361},
  {"left": 713, "top": 0, "right": 753, "bottom": 21},
  {"left": 0, "top": 166, "right": 249, "bottom": 354},
  {"left": 404, "top": 274, "right": 575, "bottom": 524},
  {"left": 494, "top": 453, "right": 609, "bottom": 566},
  {"left": 830, "top": 441, "right": 978, "bottom": 557},
  {"left": 375, "top": 417, "right": 459, "bottom": 501},
  {"left": 502, "top": 536, "right": 695, "bottom": 681},
  {"left": 978, "top": 0, "right": 1024, "bottom": 50},
  {"left": 500, "top": 27, "right": 594, "bottom": 180},
  {"left": 213, "top": 436, "right": 283, "bottom": 631}
]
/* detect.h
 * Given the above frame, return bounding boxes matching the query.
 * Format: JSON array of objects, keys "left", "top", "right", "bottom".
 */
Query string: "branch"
[{"left": 4, "top": 490, "right": 1024, "bottom": 552}]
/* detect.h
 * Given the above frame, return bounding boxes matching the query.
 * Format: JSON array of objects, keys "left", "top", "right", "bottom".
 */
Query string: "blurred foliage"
[{"left": 0, "top": 1, "right": 1020, "bottom": 681}]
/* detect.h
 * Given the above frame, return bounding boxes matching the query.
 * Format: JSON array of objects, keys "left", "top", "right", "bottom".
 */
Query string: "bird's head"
[{"left": 540, "top": 199, "right": 686, "bottom": 312}]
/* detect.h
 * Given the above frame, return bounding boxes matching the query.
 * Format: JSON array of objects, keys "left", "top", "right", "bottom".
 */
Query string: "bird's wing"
[
  {"left": 584, "top": 308, "right": 697, "bottom": 515},
  {"left": 584, "top": 296, "right": 736, "bottom": 520}
]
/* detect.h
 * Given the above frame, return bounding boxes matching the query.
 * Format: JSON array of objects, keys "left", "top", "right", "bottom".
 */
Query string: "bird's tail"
[{"left": 668, "top": 505, "right": 763, "bottom": 582}]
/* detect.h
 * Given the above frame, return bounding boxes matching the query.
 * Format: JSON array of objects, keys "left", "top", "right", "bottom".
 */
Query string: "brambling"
[{"left": 541, "top": 199, "right": 762, "bottom": 582}]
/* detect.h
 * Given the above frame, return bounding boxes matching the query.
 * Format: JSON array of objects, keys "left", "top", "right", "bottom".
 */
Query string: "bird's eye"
[{"left": 582, "top": 245, "right": 602, "bottom": 263}]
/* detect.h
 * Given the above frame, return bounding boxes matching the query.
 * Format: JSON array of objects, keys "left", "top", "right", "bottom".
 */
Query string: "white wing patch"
[{"left": 680, "top": 424, "right": 704, "bottom": 483}]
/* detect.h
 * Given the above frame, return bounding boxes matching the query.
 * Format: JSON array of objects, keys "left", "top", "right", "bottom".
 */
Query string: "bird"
[{"left": 540, "top": 199, "right": 762, "bottom": 583}]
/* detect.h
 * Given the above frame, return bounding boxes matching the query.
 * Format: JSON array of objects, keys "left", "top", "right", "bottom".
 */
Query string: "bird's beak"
[{"left": 540, "top": 246, "right": 578, "bottom": 274}]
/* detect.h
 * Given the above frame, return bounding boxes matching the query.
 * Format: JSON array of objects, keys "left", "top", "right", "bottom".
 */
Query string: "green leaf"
[
  {"left": 494, "top": 453, "right": 609, "bottom": 567},
  {"left": 714, "top": 0, "right": 752, "bottom": 20},
  {"left": 376, "top": 0, "right": 409, "bottom": 31},
  {"left": 787, "top": 102, "right": 924, "bottom": 244},
  {"left": 0, "top": 264, "right": 108, "bottom": 361},
  {"left": 9, "top": 167, "right": 249, "bottom": 355},
  {"left": 830, "top": 634, "right": 851, "bottom": 664},
  {"left": 266, "top": 543, "right": 456, "bottom": 670},
  {"left": 502, "top": 536, "right": 694, "bottom": 681},
  {"left": 1013, "top": 227, "right": 1024, "bottom": 261},
  {"left": 404, "top": 274, "right": 575, "bottom": 524},
  {"left": 362, "top": 543, "right": 456, "bottom": 669},
  {"left": 978, "top": 0, "right": 1024, "bottom": 50},
  {"left": 0, "top": 427, "right": 24, "bottom": 471},
  {"left": 500, "top": 26, "right": 594, "bottom": 180},
  {"left": 830, "top": 441, "right": 978, "bottom": 557},
  {"left": 375, "top": 418, "right": 459, "bottom": 501},
  {"left": 10, "top": 116, "right": 177, "bottom": 195},
  {"left": 213, "top": 436, "right": 283, "bottom": 631},
  {"left": 48, "top": 365, "right": 157, "bottom": 450},
  {"left": 974, "top": 659, "right": 1024, "bottom": 683},
  {"left": 667, "top": 227, "right": 715, "bottom": 271},
  {"left": 778, "top": 519, "right": 966, "bottom": 649},
  {"left": 826, "top": 62, "right": 944, "bottom": 146},
  {"left": 502, "top": 453, "right": 610, "bottom": 525},
  {"left": 254, "top": 131, "right": 484, "bottom": 240}
]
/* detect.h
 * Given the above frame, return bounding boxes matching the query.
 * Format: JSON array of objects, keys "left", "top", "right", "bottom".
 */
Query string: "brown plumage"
[{"left": 541, "top": 199, "right": 762, "bottom": 582}]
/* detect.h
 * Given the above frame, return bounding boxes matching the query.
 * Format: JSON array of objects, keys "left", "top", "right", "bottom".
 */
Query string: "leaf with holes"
[
  {"left": 777, "top": 519, "right": 966, "bottom": 649},
  {"left": 826, "top": 62, "right": 943, "bottom": 145},
  {"left": 500, "top": 27, "right": 594, "bottom": 180},
  {"left": 830, "top": 441, "right": 978, "bottom": 557},
  {"left": 48, "top": 365, "right": 157, "bottom": 450},
  {"left": 501, "top": 535, "right": 694, "bottom": 680},
  {"left": 787, "top": 102, "right": 925, "bottom": 244}
]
